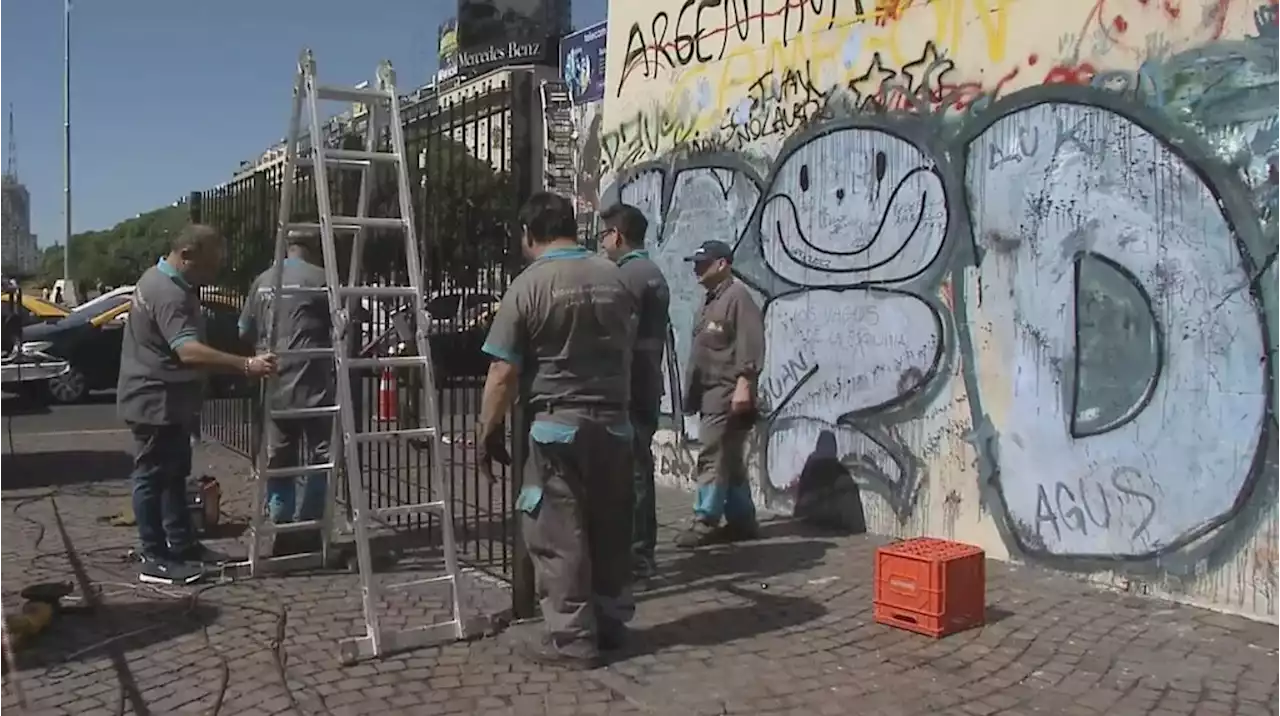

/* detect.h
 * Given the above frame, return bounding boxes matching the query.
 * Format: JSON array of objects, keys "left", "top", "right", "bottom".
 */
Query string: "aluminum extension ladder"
[{"left": 242, "top": 49, "right": 468, "bottom": 663}]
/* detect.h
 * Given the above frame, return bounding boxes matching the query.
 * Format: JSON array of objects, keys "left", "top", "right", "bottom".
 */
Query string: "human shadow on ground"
[
  {"left": 638, "top": 528, "right": 840, "bottom": 604},
  {"left": 620, "top": 582, "right": 827, "bottom": 656},
  {"left": 0, "top": 450, "right": 134, "bottom": 490},
  {"left": 10, "top": 597, "right": 217, "bottom": 672}
]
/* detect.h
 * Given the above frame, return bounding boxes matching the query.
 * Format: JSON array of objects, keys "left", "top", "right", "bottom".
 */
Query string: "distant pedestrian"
[
  {"left": 598, "top": 203, "right": 670, "bottom": 580},
  {"left": 675, "top": 240, "right": 765, "bottom": 549},
  {"left": 117, "top": 224, "right": 279, "bottom": 585}
]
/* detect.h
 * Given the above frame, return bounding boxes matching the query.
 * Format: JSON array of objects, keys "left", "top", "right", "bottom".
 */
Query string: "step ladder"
[
  {"left": 539, "top": 80, "right": 576, "bottom": 199},
  {"left": 243, "top": 49, "right": 469, "bottom": 663}
]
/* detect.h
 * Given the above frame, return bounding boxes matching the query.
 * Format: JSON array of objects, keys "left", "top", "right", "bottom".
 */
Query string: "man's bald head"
[
  {"left": 168, "top": 224, "right": 225, "bottom": 285},
  {"left": 171, "top": 223, "right": 223, "bottom": 254},
  {"left": 286, "top": 227, "right": 320, "bottom": 262}
]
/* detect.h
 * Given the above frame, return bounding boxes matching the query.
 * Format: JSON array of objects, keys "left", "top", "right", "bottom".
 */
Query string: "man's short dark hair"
[
  {"left": 171, "top": 223, "right": 222, "bottom": 253},
  {"left": 519, "top": 192, "right": 578, "bottom": 244},
  {"left": 599, "top": 204, "right": 649, "bottom": 248}
]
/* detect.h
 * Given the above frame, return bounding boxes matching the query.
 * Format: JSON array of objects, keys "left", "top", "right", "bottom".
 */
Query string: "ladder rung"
[
  {"left": 316, "top": 85, "right": 393, "bottom": 103},
  {"left": 288, "top": 217, "right": 407, "bottom": 233},
  {"left": 383, "top": 574, "right": 454, "bottom": 591},
  {"left": 368, "top": 501, "right": 446, "bottom": 520},
  {"left": 348, "top": 356, "right": 429, "bottom": 370},
  {"left": 270, "top": 405, "right": 339, "bottom": 419},
  {"left": 277, "top": 286, "right": 329, "bottom": 296},
  {"left": 277, "top": 347, "right": 334, "bottom": 360},
  {"left": 253, "top": 518, "right": 325, "bottom": 534},
  {"left": 353, "top": 427, "right": 436, "bottom": 443},
  {"left": 263, "top": 462, "right": 335, "bottom": 479},
  {"left": 325, "top": 149, "right": 400, "bottom": 164},
  {"left": 337, "top": 286, "right": 419, "bottom": 299}
]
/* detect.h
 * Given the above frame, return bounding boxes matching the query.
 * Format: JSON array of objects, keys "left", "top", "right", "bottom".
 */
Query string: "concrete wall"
[{"left": 600, "top": 0, "right": 1279, "bottom": 621}]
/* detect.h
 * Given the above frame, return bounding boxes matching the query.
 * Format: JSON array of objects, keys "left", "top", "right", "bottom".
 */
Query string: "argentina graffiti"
[{"left": 601, "top": 0, "right": 1278, "bottom": 588}]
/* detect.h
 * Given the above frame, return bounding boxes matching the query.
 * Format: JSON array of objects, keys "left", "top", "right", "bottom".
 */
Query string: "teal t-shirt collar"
[
  {"left": 537, "top": 246, "right": 591, "bottom": 263},
  {"left": 617, "top": 249, "right": 649, "bottom": 266},
  {"left": 156, "top": 258, "right": 193, "bottom": 291}
]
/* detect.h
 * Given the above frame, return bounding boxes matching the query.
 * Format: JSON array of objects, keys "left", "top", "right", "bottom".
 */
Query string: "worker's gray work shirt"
[
  {"left": 239, "top": 258, "right": 334, "bottom": 411},
  {"left": 482, "top": 245, "right": 638, "bottom": 443},
  {"left": 117, "top": 259, "right": 207, "bottom": 426},
  {"left": 616, "top": 249, "right": 670, "bottom": 419},
  {"left": 684, "top": 278, "right": 766, "bottom": 416}
]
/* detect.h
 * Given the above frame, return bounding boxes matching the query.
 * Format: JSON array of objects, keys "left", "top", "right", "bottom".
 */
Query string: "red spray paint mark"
[
  {"left": 1112, "top": 14, "right": 1130, "bottom": 32},
  {"left": 1044, "top": 63, "right": 1097, "bottom": 85},
  {"left": 1028, "top": 53, "right": 1039, "bottom": 65},
  {"left": 1163, "top": 0, "right": 1182, "bottom": 19}
]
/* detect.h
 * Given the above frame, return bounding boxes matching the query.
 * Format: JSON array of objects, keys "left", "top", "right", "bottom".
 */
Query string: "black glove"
[{"left": 476, "top": 427, "right": 511, "bottom": 482}]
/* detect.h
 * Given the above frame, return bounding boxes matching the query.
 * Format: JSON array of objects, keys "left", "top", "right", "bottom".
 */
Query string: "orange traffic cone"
[{"left": 377, "top": 369, "right": 397, "bottom": 422}]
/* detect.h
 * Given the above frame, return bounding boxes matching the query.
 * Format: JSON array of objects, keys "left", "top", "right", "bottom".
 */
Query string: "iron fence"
[{"left": 191, "top": 73, "right": 536, "bottom": 583}]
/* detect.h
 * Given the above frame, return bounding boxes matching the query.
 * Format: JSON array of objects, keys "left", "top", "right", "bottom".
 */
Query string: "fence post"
[
  {"left": 510, "top": 401, "right": 536, "bottom": 619},
  {"left": 509, "top": 69, "right": 538, "bottom": 621},
  {"left": 188, "top": 191, "right": 203, "bottom": 223}
]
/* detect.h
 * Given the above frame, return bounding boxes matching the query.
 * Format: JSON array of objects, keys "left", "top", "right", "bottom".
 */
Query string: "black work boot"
[
  {"left": 721, "top": 518, "right": 760, "bottom": 543},
  {"left": 517, "top": 633, "right": 602, "bottom": 670},
  {"left": 674, "top": 519, "right": 720, "bottom": 549},
  {"left": 597, "top": 622, "right": 629, "bottom": 651},
  {"left": 632, "top": 554, "right": 657, "bottom": 582}
]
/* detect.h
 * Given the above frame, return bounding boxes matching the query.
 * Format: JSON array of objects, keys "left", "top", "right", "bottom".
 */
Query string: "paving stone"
[{"left": 2, "top": 436, "right": 1277, "bottom": 716}]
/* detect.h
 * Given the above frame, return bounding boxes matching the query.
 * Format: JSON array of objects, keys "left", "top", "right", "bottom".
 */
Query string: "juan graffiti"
[{"left": 602, "top": 11, "right": 1277, "bottom": 568}]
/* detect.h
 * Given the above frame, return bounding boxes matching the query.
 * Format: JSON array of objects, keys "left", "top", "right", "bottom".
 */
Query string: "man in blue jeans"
[
  {"left": 238, "top": 230, "right": 333, "bottom": 544},
  {"left": 118, "top": 224, "right": 278, "bottom": 585}
]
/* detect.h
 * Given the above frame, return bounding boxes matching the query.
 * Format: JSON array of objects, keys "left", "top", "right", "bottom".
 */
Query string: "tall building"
[{"left": 2, "top": 106, "right": 38, "bottom": 276}]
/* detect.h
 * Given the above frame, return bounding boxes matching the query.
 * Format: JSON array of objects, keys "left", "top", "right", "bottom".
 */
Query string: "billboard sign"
[
  {"left": 560, "top": 21, "right": 606, "bottom": 105},
  {"left": 437, "top": 17, "right": 460, "bottom": 83},
  {"left": 456, "top": 0, "right": 560, "bottom": 76}
]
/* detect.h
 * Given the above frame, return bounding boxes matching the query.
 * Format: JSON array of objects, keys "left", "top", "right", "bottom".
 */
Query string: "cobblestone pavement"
[{"left": 3, "top": 431, "right": 1277, "bottom": 716}]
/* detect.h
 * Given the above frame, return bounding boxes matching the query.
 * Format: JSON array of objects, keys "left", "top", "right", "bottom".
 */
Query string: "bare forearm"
[
  {"left": 176, "top": 341, "right": 248, "bottom": 374},
  {"left": 478, "top": 367, "right": 518, "bottom": 437}
]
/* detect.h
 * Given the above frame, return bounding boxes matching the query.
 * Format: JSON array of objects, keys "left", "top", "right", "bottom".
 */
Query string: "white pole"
[{"left": 62, "top": 0, "right": 72, "bottom": 303}]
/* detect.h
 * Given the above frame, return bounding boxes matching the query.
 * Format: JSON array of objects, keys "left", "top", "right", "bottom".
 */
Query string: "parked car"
[
  {"left": 376, "top": 290, "right": 499, "bottom": 384},
  {"left": 16, "top": 293, "right": 249, "bottom": 404},
  {"left": 17, "top": 300, "right": 132, "bottom": 403},
  {"left": 0, "top": 292, "right": 69, "bottom": 326}
]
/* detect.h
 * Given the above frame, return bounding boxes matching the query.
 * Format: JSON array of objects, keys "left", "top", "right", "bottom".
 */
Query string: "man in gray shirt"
[
  {"left": 598, "top": 203, "right": 670, "bottom": 581},
  {"left": 476, "top": 192, "right": 638, "bottom": 670},
  {"left": 118, "top": 224, "right": 278, "bottom": 585},
  {"left": 239, "top": 230, "right": 334, "bottom": 535}
]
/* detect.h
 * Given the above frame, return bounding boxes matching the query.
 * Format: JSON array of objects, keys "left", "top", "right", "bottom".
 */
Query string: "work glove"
[{"left": 476, "top": 427, "right": 512, "bottom": 482}]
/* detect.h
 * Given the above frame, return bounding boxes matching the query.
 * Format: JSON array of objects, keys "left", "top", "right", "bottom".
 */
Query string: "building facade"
[{"left": 1, "top": 176, "right": 38, "bottom": 275}]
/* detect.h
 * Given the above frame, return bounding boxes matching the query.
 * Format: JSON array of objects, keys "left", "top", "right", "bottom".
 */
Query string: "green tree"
[{"left": 36, "top": 203, "right": 190, "bottom": 289}]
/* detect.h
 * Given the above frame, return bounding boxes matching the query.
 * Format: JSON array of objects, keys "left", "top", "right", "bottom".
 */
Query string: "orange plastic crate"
[{"left": 874, "top": 537, "right": 986, "bottom": 638}]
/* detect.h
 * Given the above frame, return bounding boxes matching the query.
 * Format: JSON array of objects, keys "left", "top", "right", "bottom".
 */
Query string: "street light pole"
[{"left": 62, "top": 0, "right": 72, "bottom": 299}]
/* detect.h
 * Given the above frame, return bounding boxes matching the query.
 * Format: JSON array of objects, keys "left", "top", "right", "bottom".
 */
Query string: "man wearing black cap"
[
  {"left": 676, "top": 239, "right": 765, "bottom": 549},
  {"left": 239, "top": 229, "right": 334, "bottom": 546}
]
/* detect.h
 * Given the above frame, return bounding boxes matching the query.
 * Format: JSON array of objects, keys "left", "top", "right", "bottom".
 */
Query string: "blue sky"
[{"left": 1, "top": 0, "right": 607, "bottom": 248}]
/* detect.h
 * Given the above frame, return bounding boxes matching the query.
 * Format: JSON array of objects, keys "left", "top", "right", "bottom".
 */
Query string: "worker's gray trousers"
[
  {"left": 692, "top": 411, "right": 757, "bottom": 526},
  {"left": 520, "top": 422, "right": 635, "bottom": 657}
]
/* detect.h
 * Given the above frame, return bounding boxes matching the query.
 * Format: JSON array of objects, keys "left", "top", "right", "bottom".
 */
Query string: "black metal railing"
[{"left": 190, "top": 73, "right": 536, "bottom": 583}]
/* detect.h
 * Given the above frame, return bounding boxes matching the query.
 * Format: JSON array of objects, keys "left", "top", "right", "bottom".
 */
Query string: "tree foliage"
[
  {"left": 36, "top": 203, "right": 189, "bottom": 289},
  {"left": 37, "top": 124, "right": 521, "bottom": 296}
]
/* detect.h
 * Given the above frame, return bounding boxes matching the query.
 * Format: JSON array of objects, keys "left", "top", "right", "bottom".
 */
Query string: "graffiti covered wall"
[{"left": 601, "top": 0, "right": 1279, "bottom": 620}]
